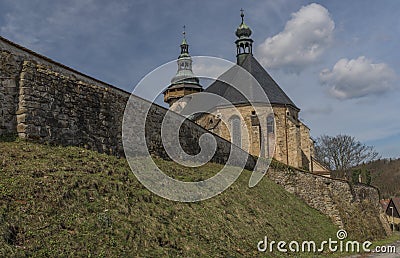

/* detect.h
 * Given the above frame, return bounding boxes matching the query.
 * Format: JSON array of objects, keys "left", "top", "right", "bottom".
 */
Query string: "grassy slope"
[{"left": 0, "top": 139, "right": 339, "bottom": 257}]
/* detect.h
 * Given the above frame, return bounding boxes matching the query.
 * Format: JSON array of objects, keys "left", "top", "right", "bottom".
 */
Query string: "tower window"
[
  {"left": 267, "top": 114, "right": 274, "bottom": 134},
  {"left": 230, "top": 115, "right": 241, "bottom": 148}
]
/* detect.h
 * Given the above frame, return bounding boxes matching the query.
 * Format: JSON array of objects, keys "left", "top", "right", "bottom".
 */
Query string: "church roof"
[{"left": 205, "top": 54, "right": 299, "bottom": 110}]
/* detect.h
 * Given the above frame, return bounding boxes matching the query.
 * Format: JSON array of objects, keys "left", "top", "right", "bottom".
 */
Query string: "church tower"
[
  {"left": 235, "top": 9, "right": 254, "bottom": 65},
  {"left": 199, "top": 10, "right": 311, "bottom": 170},
  {"left": 163, "top": 27, "right": 203, "bottom": 107}
]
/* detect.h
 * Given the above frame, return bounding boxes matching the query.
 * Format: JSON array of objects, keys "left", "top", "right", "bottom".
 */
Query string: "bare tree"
[{"left": 314, "top": 134, "right": 380, "bottom": 173}]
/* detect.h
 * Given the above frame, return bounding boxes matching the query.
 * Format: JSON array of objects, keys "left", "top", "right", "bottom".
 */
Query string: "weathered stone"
[
  {"left": 16, "top": 123, "right": 27, "bottom": 133},
  {"left": 267, "top": 168, "right": 388, "bottom": 240}
]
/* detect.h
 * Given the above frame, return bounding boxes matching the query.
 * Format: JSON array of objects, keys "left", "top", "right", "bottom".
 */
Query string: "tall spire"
[
  {"left": 163, "top": 27, "right": 203, "bottom": 107},
  {"left": 172, "top": 27, "right": 197, "bottom": 84},
  {"left": 235, "top": 9, "right": 253, "bottom": 64},
  {"left": 180, "top": 25, "right": 189, "bottom": 57}
]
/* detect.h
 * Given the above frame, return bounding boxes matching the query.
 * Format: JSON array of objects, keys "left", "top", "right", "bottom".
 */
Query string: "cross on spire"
[
  {"left": 240, "top": 8, "right": 244, "bottom": 23},
  {"left": 180, "top": 25, "right": 189, "bottom": 55}
]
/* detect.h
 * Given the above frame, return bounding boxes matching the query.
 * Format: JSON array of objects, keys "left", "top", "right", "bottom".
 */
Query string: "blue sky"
[{"left": 0, "top": 0, "right": 399, "bottom": 158}]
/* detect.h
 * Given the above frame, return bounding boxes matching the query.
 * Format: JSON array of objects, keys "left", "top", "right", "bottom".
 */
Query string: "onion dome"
[{"left": 235, "top": 10, "right": 252, "bottom": 39}]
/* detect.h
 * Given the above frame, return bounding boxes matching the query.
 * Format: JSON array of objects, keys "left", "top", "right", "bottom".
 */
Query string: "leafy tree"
[{"left": 314, "top": 134, "right": 380, "bottom": 174}]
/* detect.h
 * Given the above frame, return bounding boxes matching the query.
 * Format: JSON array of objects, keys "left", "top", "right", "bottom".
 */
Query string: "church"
[{"left": 163, "top": 11, "right": 328, "bottom": 174}]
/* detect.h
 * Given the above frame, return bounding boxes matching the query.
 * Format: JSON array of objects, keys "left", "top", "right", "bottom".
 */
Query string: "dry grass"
[{"left": 0, "top": 138, "right": 343, "bottom": 257}]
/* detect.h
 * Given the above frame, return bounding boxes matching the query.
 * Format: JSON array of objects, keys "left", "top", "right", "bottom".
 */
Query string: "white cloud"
[
  {"left": 257, "top": 3, "right": 334, "bottom": 72},
  {"left": 320, "top": 56, "right": 396, "bottom": 99}
]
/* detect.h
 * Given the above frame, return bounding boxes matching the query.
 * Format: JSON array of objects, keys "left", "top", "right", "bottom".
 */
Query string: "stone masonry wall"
[
  {"left": 0, "top": 48, "right": 24, "bottom": 135},
  {"left": 16, "top": 60, "right": 123, "bottom": 153},
  {"left": 267, "top": 167, "right": 389, "bottom": 240},
  {"left": 16, "top": 59, "right": 127, "bottom": 154}
]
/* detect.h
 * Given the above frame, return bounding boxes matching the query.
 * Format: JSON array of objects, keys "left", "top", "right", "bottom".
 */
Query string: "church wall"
[
  {"left": 195, "top": 104, "right": 306, "bottom": 169},
  {"left": 272, "top": 106, "right": 302, "bottom": 168},
  {"left": 299, "top": 123, "right": 312, "bottom": 170},
  {"left": 195, "top": 105, "right": 275, "bottom": 157},
  {"left": 195, "top": 112, "right": 230, "bottom": 144},
  {"left": 287, "top": 119, "right": 301, "bottom": 168},
  {"left": 271, "top": 107, "right": 287, "bottom": 164}
]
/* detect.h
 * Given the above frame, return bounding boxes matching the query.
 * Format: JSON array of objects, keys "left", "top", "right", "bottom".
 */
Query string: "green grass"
[
  {"left": 0, "top": 138, "right": 345, "bottom": 257},
  {"left": 369, "top": 231, "right": 400, "bottom": 250}
]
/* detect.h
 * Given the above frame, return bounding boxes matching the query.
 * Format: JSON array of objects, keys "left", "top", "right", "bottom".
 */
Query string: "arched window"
[
  {"left": 230, "top": 115, "right": 241, "bottom": 148},
  {"left": 265, "top": 114, "right": 275, "bottom": 157},
  {"left": 267, "top": 114, "right": 274, "bottom": 134},
  {"left": 245, "top": 42, "right": 250, "bottom": 53},
  {"left": 240, "top": 43, "right": 245, "bottom": 54}
]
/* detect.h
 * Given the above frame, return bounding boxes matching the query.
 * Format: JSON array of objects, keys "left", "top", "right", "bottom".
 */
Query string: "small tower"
[
  {"left": 163, "top": 27, "right": 203, "bottom": 107},
  {"left": 235, "top": 9, "right": 253, "bottom": 64}
]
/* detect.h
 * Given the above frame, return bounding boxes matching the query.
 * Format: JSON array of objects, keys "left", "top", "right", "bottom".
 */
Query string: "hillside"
[
  {"left": 0, "top": 137, "right": 341, "bottom": 257},
  {"left": 360, "top": 158, "right": 400, "bottom": 198}
]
